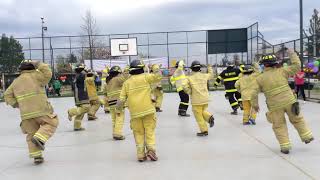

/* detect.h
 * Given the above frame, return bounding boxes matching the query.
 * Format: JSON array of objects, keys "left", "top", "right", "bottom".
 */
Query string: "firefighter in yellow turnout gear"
[
  {"left": 170, "top": 60, "right": 190, "bottom": 117},
  {"left": 101, "top": 66, "right": 111, "bottom": 114},
  {"left": 251, "top": 49, "right": 314, "bottom": 154},
  {"left": 150, "top": 64, "right": 164, "bottom": 112},
  {"left": 67, "top": 64, "right": 90, "bottom": 131},
  {"left": 85, "top": 70, "right": 101, "bottom": 121},
  {"left": 183, "top": 61, "right": 215, "bottom": 136},
  {"left": 235, "top": 63, "right": 261, "bottom": 125},
  {"left": 105, "top": 66, "right": 129, "bottom": 140},
  {"left": 117, "top": 60, "right": 162, "bottom": 162},
  {"left": 4, "top": 60, "right": 59, "bottom": 165}
]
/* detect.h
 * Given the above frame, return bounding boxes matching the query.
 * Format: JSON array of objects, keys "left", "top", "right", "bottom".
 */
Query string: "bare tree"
[{"left": 80, "top": 10, "right": 99, "bottom": 68}]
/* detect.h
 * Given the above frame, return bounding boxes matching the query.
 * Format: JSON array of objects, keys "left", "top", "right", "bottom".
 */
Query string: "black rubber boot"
[
  {"left": 178, "top": 110, "right": 190, "bottom": 117},
  {"left": 156, "top": 107, "right": 163, "bottom": 112},
  {"left": 243, "top": 122, "right": 251, "bottom": 125},
  {"left": 208, "top": 116, "right": 215, "bottom": 128},
  {"left": 113, "top": 135, "right": 126, "bottom": 141},
  {"left": 34, "top": 157, "right": 44, "bottom": 165},
  {"left": 197, "top": 131, "right": 208, "bottom": 137},
  {"left": 88, "top": 116, "right": 98, "bottom": 121},
  {"left": 74, "top": 127, "right": 86, "bottom": 131},
  {"left": 281, "top": 149, "right": 290, "bottom": 154},
  {"left": 31, "top": 137, "right": 45, "bottom": 151},
  {"left": 138, "top": 156, "right": 147, "bottom": 162},
  {"left": 249, "top": 119, "right": 256, "bottom": 125},
  {"left": 231, "top": 109, "right": 238, "bottom": 115},
  {"left": 305, "top": 137, "right": 314, "bottom": 144}
]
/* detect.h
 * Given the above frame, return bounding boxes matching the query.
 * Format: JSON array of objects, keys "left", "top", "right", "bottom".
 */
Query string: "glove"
[
  {"left": 178, "top": 60, "right": 185, "bottom": 68},
  {"left": 291, "top": 102, "right": 300, "bottom": 116}
]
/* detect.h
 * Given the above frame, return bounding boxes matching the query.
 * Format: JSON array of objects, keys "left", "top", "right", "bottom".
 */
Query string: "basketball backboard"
[{"left": 110, "top": 38, "right": 138, "bottom": 56}]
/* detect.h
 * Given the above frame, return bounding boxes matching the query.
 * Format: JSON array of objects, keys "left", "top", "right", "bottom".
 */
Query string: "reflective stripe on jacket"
[
  {"left": 184, "top": 66, "right": 214, "bottom": 105},
  {"left": 120, "top": 73, "right": 162, "bottom": 119},
  {"left": 4, "top": 63, "right": 54, "bottom": 120},
  {"left": 251, "top": 52, "right": 300, "bottom": 111}
]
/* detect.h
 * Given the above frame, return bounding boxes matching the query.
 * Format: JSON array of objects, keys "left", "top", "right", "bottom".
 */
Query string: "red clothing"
[{"left": 294, "top": 71, "right": 305, "bottom": 85}]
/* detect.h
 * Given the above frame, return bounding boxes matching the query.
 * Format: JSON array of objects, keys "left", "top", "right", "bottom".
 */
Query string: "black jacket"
[
  {"left": 73, "top": 71, "right": 89, "bottom": 105},
  {"left": 214, "top": 66, "right": 241, "bottom": 92}
]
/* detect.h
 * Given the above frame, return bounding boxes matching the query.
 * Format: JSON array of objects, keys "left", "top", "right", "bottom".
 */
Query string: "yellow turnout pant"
[
  {"left": 131, "top": 113, "right": 157, "bottom": 159},
  {"left": 20, "top": 115, "right": 59, "bottom": 158},
  {"left": 192, "top": 104, "right": 212, "bottom": 133},
  {"left": 88, "top": 100, "right": 101, "bottom": 118},
  {"left": 266, "top": 104, "right": 313, "bottom": 151},
  {"left": 110, "top": 108, "right": 125, "bottom": 137},
  {"left": 68, "top": 104, "right": 90, "bottom": 129},
  {"left": 242, "top": 100, "right": 257, "bottom": 123},
  {"left": 154, "top": 89, "right": 163, "bottom": 108}
]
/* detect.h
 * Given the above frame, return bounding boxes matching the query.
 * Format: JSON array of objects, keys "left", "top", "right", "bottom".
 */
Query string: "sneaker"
[
  {"left": 304, "top": 137, "right": 314, "bottom": 144},
  {"left": 31, "top": 137, "right": 45, "bottom": 151},
  {"left": 281, "top": 149, "right": 290, "bottom": 154},
  {"left": 34, "top": 157, "right": 44, "bottom": 165},
  {"left": 249, "top": 119, "right": 256, "bottom": 125},
  {"left": 208, "top": 116, "right": 215, "bottom": 128},
  {"left": 74, "top": 127, "right": 86, "bottom": 131},
  {"left": 113, "top": 135, "right": 126, "bottom": 141},
  {"left": 197, "top": 131, "right": 208, "bottom": 137},
  {"left": 156, "top": 107, "right": 163, "bottom": 112},
  {"left": 67, "top": 110, "right": 73, "bottom": 121},
  {"left": 147, "top": 150, "right": 158, "bottom": 161}
]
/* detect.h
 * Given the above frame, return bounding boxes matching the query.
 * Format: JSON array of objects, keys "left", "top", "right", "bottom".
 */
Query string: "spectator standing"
[
  {"left": 294, "top": 70, "right": 306, "bottom": 103},
  {"left": 53, "top": 78, "right": 62, "bottom": 96}
]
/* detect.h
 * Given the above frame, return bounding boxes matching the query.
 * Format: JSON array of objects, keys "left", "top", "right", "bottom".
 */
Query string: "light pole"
[
  {"left": 41, "top": 17, "right": 47, "bottom": 63},
  {"left": 299, "top": 0, "right": 304, "bottom": 68}
]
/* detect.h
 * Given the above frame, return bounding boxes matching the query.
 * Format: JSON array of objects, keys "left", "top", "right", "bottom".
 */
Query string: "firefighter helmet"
[
  {"left": 242, "top": 65, "right": 254, "bottom": 73},
  {"left": 261, "top": 54, "right": 278, "bottom": 65},
  {"left": 191, "top": 60, "right": 202, "bottom": 71},
  {"left": 110, "top": 66, "right": 122, "bottom": 73},
  {"left": 175, "top": 60, "right": 185, "bottom": 68},
  {"left": 19, "top": 60, "right": 36, "bottom": 71},
  {"left": 129, "top": 60, "right": 145, "bottom": 74}
]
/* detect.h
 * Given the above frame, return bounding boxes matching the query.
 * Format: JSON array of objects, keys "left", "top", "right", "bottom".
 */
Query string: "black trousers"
[
  {"left": 226, "top": 91, "right": 242, "bottom": 110},
  {"left": 295, "top": 84, "right": 306, "bottom": 101},
  {"left": 178, "top": 90, "right": 189, "bottom": 112}
]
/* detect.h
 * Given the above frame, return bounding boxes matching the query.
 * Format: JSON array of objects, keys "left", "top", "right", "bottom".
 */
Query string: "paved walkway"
[{"left": 0, "top": 91, "right": 319, "bottom": 180}]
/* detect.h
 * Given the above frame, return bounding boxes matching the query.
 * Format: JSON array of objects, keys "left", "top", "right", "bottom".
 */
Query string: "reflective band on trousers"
[
  {"left": 301, "top": 131, "right": 312, "bottom": 139},
  {"left": 231, "top": 102, "right": 238, "bottom": 107},
  {"left": 16, "top": 92, "right": 46, "bottom": 101},
  {"left": 30, "top": 151, "right": 42, "bottom": 158},
  {"left": 180, "top": 102, "right": 189, "bottom": 106},
  {"left": 280, "top": 142, "right": 291, "bottom": 149},
  {"left": 34, "top": 132, "right": 48, "bottom": 143},
  {"left": 224, "top": 77, "right": 239, "bottom": 82},
  {"left": 225, "top": 89, "right": 237, "bottom": 93}
]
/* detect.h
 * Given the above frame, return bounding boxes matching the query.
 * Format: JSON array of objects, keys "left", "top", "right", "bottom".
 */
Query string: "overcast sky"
[{"left": 0, "top": 0, "right": 319, "bottom": 44}]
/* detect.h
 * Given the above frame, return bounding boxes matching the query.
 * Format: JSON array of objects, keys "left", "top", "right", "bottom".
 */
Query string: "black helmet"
[
  {"left": 19, "top": 60, "right": 36, "bottom": 71},
  {"left": 86, "top": 69, "right": 95, "bottom": 77},
  {"left": 261, "top": 54, "right": 278, "bottom": 66},
  {"left": 110, "top": 66, "right": 122, "bottom": 73},
  {"left": 242, "top": 65, "right": 254, "bottom": 74},
  {"left": 226, "top": 60, "right": 235, "bottom": 67},
  {"left": 191, "top": 60, "right": 201, "bottom": 72},
  {"left": 129, "top": 60, "right": 145, "bottom": 75},
  {"left": 75, "top": 63, "right": 85, "bottom": 73}
]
